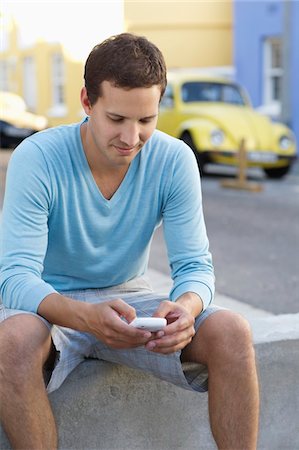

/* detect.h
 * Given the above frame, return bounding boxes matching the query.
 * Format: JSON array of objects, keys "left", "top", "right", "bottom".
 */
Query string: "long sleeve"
[
  {"left": 162, "top": 144, "right": 215, "bottom": 310},
  {"left": 0, "top": 141, "right": 57, "bottom": 312}
]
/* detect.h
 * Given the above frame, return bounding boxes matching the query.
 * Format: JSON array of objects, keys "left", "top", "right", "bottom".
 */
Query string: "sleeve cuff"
[
  {"left": 170, "top": 281, "right": 214, "bottom": 311},
  {"left": 16, "top": 282, "right": 58, "bottom": 313}
]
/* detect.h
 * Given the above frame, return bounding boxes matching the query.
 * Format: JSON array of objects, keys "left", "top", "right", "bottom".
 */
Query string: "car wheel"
[
  {"left": 180, "top": 132, "right": 206, "bottom": 175},
  {"left": 263, "top": 165, "right": 292, "bottom": 179}
]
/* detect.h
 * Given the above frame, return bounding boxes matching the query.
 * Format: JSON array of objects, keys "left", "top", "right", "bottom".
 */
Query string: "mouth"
[{"left": 113, "top": 145, "right": 140, "bottom": 156}]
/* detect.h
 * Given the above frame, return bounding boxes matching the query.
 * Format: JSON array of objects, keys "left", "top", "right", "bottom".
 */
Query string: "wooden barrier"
[{"left": 221, "top": 139, "right": 263, "bottom": 192}]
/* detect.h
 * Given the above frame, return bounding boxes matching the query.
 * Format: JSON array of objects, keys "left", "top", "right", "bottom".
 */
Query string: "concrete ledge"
[
  {"left": 250, "top": 313, "right": 299, "bottom": 343},
  {"left": 0, "top": 361, "right": 214, "bottom": 450},
  {"left": 1, "top": 315, "right": 299, "bottom": 449}
]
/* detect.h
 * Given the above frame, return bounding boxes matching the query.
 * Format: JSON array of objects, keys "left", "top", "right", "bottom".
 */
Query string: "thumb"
[
  {"left": 152, "top": 300, "right": 173, "bottom": 318},
  {"left": 110, "top": 299, "right": 136, "bottom": 323}
]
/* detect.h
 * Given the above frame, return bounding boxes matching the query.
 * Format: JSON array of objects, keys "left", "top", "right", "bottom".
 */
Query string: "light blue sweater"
[{"left": 0, "top": 120, "right": 215, "bottom": 313}]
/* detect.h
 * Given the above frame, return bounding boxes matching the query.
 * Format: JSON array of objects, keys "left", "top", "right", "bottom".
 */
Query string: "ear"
[{"left": 80, "top": 87, "right": 92, "bottom": 115}]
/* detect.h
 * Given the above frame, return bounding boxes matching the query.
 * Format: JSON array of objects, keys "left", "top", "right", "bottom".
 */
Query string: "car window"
[
  {"left": 181, "top": 82, "right": 246, "bottom": 105},
  {"left": 222, "top": 85, "right": 245, "bottom": 105},
  {"left": 160, "top": 84, "right": 174, "bottom": 108}
]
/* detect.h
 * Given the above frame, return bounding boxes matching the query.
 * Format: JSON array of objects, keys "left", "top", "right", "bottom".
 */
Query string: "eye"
[
  {"left": 108, "top": 115, "right": 123, "bottom": 122},
  {"left": 139, "top": 118, "right": 154, "bottom": 124}
]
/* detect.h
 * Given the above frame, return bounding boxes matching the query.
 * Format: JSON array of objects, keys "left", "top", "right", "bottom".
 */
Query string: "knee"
[
  {"left": 0, "top": 315, "right": 51, "bottom": 380},
  {"left": 201, "top": 311, "right": 255, "bottom": 364}
]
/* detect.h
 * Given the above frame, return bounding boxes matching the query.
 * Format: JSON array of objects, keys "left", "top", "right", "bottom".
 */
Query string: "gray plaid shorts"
[{"left": 0, "top": 277, "right": 224, "bottom": 394}]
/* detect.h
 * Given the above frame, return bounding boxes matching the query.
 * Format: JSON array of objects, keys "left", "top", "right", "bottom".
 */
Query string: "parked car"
[
  {"left": 0, "top": 91, "right": 48, "bottom": 148},
  {"left": 157, "top": 71, "right": 297, "bottom": 178}
]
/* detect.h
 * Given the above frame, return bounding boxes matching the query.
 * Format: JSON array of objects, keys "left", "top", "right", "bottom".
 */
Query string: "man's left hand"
[{"left": 145, "top": 293, "right": 203, "bottom": 354}]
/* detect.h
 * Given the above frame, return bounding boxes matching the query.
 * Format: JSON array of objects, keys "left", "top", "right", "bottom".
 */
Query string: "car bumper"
[{"left": 205, "top": 151, "right": 297, "bottom": 168}]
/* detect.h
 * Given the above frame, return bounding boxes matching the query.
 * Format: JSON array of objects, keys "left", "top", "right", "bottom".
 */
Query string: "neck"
[{"left": 80, "top": 121, "right": 129, "bottom": 199}]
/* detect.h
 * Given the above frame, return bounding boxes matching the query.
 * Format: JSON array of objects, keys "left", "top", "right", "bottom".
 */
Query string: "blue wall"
[
  {"left": 234, "top": 0, "right": 299, "bottom": 149},
  {"left": 290, "top": 2, "right": 299, "bottom": 146}
]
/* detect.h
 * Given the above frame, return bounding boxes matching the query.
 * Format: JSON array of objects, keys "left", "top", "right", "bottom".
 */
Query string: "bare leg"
[
  {"left": 182, "top": 311, "right": 259, "bottom": 450},
  {"left": 0, "top": 314, "right": 58, "bottom": 449}
]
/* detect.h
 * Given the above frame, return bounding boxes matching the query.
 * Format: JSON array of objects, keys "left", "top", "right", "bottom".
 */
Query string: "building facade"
[
  {"left": 0, "top": 18, "right": 84, "bottom": 127},
  {"left": 125, "top": 0, "right": 233, "bottom": 69},
  {"left": 0, "top": 1, "right": 233, "bottom": 127},
  {"left": 234, "top": 0, "right": 299, "bottom": 149}
]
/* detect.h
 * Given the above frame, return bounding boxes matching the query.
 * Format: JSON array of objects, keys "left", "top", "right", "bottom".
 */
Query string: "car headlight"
[
  {"left": 279, "top": 135, "right": 292, "bottom": 150},
  {"left": 210, "top": 128, "right": 225, "bottom": 146}
]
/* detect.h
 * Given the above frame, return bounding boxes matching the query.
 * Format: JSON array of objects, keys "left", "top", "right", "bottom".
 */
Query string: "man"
[{"left": 0, "top": 33, "right": 259, "bottom": 449}]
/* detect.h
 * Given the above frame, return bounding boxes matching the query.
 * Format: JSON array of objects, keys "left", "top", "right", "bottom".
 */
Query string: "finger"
[
  {"left": 95, "top": 322, "right": 152, "bottom": 348},
  {"left": 163, "top": 315, "right": 194, "bottom": 335},
  {"left": 110, "top": 299, "right": 137, "bottom": 323},
  {"left": 151, "top": 330, "right": 195, "bottom": 354},
  {"left": 146, "top": 327, "right": 195, "bottom": 352},
  {"left": 96, "top": 301, "right": 152, "bottom": 342},
  {"left": 108, "top": 317, "right": 152, "bottom": 341},
  {"left": 152, "top": 301, "right": 194, "bottom": 332},
  {"left": 147, "top": 337, "right": 192, "bottom": 354}
]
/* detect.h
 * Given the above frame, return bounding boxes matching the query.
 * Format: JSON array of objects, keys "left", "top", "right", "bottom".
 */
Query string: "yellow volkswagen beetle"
[{"left": 157, "top": 71, "right": 297, "bottom": 178}]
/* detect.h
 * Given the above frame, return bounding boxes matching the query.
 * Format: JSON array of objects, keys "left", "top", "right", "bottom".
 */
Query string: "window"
[
  {"left": 160, "top": 84, "right": 174, "bottom": 108},
  {"left": 222, "top": 85, "right": 245, "bottom": 105},
  {"left": 0, "top": 61, "right": 9, "bottom": 91},
  {"left": 181, "top": 82, "right": 246, "bottom": 105},
  {"left": 49, "top": 52, "right": 66, "bottom": 116},
  {"left": 0, "top": 23, "right": 9, "bottom": 52},
  {"left": 263, "top": 38, "right": 283, "bottom": 114},
  {"left": 23, "top": 56, "right": 37, "bottom": 111}
]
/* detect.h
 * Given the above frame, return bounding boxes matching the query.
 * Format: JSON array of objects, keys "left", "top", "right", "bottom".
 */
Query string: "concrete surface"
[
  {"left": 50, "top": 337, "right": 299, "bottom": 450},
  {"left": 1, "top": 337, "right": 298, "bottom": 450},
  {"left": 1, "top": 269, "right": 299, "bottom": 449}
]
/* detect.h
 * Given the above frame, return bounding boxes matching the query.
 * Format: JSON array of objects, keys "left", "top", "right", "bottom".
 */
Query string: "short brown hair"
[{"left": 84, "top": 33, "right": 167, "bottom": 105}]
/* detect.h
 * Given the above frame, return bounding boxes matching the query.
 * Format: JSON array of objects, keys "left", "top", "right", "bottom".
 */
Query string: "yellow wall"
[
  {"left": 0, "top": 2, "right": 232, "bottom": 127},
  {"left": 0, "top": 19, "right": 84, "bottom": 127},
  {"left": 124, "top": 0, "right": 233, "bottom": 68}
]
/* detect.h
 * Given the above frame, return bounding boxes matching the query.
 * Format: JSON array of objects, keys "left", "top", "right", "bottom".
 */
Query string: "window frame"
[
  {"left": 48, "top": 52, "right": 67, "bottom": 117},
  {"left": 263, "top": 37, "right": 283, "bottom": 115},
  {"left": 23, "top": 56, "right": 37, "bottom": 112}
]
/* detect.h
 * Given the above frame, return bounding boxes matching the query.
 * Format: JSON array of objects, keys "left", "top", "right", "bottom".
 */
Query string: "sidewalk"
[{"left": 147, "top": 267, "right": 273, "bottom": 320}]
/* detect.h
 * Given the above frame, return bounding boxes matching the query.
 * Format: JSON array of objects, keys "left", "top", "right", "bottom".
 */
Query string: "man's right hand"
[
  {"left": 38, "top": 293, "right": 152, "bottom": 349},
  {"left": 83, "top": 299, "right": 153, "bottom": 348}
]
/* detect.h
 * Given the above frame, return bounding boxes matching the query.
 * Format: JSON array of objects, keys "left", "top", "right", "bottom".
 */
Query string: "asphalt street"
[
  {"left": 149, "top": 162, "right": 299, "bottom": 315},
  {"left": 1, "top": 148, "right": 298, "bottom": 315}
]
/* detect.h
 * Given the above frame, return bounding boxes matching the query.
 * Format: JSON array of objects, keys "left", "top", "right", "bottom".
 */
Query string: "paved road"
[{"left": 149, "top": 162, "right": 299, "bottom": 315}]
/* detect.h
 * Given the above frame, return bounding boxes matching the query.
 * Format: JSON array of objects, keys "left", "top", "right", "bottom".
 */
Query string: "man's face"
[{"left": 81, "top": 80, "right": 161, "bottom": 170}]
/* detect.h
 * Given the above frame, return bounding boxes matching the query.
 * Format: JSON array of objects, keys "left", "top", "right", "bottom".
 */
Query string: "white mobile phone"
[{"left": 130, "top": 317, "right": 167, "bottom": 332}]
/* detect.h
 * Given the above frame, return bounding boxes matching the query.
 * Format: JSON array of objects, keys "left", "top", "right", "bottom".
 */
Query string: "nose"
[{"left": 119, "top": 122, "right": 140, "bottom": 148}]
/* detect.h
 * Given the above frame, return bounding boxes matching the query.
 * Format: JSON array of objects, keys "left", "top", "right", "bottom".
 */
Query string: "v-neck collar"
[{"left": 75, "top": 119, "right": 140, "bottom": 208}]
